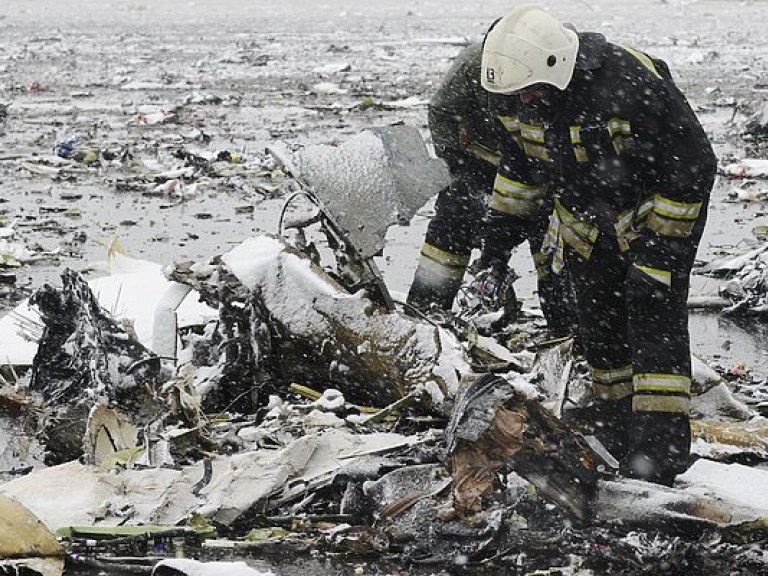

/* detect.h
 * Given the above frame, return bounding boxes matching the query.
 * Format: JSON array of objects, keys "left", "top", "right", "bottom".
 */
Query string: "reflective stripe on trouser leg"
[
  {"left": 633, "top": 373, "right": 691, "bottom": 414},
  {"left": 626, "top": 221, "right": 704, "bottom": 478},
  {"left": 407, "top": 243, "right": 469, "bottom": 310},
  {"left": 590, "top": 364, "right": 633, "bottom": 401},
  {"left": 566, "top": 234, "right": 632, "bottom": 398},
  {"left": 407, "top": 165, "right": 492, "bottom": 310}
]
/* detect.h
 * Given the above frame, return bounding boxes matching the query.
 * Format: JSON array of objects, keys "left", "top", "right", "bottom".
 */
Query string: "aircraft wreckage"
[{"left": 2, "top": 126, "right": 768, "bottom": 575}]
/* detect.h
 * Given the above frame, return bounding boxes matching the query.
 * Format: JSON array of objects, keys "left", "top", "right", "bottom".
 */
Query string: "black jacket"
[
  {"left": 484, "top": 32, "right": 717, "bottom": 257},
  {"left": 428, "top": 43, "right": 504, "bottom": 170}
]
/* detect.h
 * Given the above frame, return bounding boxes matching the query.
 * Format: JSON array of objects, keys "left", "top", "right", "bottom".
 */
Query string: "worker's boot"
[
  {"left": 621, "top": 412, "right": 691, "bottom": 487},
  {"left": 562, "top": 397, "right": 632, "bottom": 463}
]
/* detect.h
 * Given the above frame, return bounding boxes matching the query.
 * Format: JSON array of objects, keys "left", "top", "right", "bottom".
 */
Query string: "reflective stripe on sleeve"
[
  {"left": 648, "top": 193, "right": 702, "bottom": 237},
  {"left": 490, "top": 191, "right": 539, "bottom": 216},
  {"left": 490, "top": 175, "right": 544, "bottom": 217},
  {"left": 494, "top": 174, "right": 542, "bottom": 199},
  {"left": 633, "top": 264, "right": 672, "bottom": 287},
  {"left": 646, "top": 212, "right": 696, "bottom": 237},
  {"left": 653, "top": 194, "right": 702, "bottom": 220}
]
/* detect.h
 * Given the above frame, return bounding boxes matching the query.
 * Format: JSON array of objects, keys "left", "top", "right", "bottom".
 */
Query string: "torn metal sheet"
[
  {"left": 0, "top": 429, "right": 420, "bottom": 533},
  {"left": 296, "top": 125, "right": 450, "bottom": 261},
  {"left": 198, "top": 428, "right": 420, "bottom": 528},
  {"left": 692, "top": 418, "right": 768, "bottom": 459},
  {"left": 0, "top": 494, "right": 63, "bottom": 558},
  {"left": 599, "top": 459, "right": 768, "bottom": 528},
  {"left": 152, "top": 559, "right": 275, "bottom": 576},
  {"left": 529, "top": 338, "right": 574, "bottom": 417},
  {"left": 170, "top": 235, "right": 467, "bottom": 412},
  {"left": 0, "top": 238, "right": 217, "bottom": 368},
  {"left": 0, "top": 460, "right": 198, "bottom": 531}
]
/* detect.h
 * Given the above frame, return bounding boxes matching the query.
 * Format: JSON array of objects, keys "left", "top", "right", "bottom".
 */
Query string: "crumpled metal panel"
[{"left": 297, "top": 125, "right": 450, "bottom": 260}]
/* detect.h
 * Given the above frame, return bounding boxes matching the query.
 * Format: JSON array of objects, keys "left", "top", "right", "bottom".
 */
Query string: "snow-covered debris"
[
  {"left": 312, "top": 62, "right": 352, "bottom": 75},
  {"left": 152, "top": 559, "right": 274, "bottom": 576},
  {"left": 171, "top": 234, "right": 467, "bottom": 413},
  {"left": 745, "top": 101, "right": 768, "bottom": 138},
  {"left": 296, "top": 125, "right": 450, "bottom": 260},
  {"left": 723, "top": 158, "right": 768, "bottom": 179},
  {"left": 696, "top": 243, "right": 768, "bottom": 315}
]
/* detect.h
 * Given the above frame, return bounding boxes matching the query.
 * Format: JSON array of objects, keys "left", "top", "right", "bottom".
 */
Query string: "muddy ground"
[{"left": 1, "top": 0, "right": 768, "bottom": 573}]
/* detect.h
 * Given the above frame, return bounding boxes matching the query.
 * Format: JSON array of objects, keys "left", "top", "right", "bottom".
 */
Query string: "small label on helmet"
[{"left": 486, "top": 68, "right": 496, "bottom": 84}]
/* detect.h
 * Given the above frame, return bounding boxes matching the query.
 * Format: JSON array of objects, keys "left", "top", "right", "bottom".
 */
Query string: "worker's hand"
[
  {"left": 471, "top": 266, "right": 505, "bottom": 301},
  {"left": 468, "top": 264, "right": 519, "bottom": 323}
]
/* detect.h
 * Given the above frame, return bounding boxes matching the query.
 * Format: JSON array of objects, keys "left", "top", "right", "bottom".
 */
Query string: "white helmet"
[{"left": 481, "top": 5, "right": 579, "bottom": 94}]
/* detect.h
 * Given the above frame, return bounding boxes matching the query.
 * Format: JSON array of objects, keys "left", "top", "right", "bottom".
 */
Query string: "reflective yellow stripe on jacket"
[
  {"left": 647, "top": 194, "right": 702, "bottom": 238},
  {"left": 489, "top": 174, "right": 544, "bottom": 217},
  {"left": 542, "top": 199, "right": 600, "bottom": 273},
  {"left": 615, "top": 199, "right": 654, "bottom": 251},
  {"left": 553, "top": 199, "right": 599, "bottom": 260},
  {"left": 606, "top": 117, "right": 634, "bottom": 155},
  {"left": 621, "top": 45, "right": 663, "bottom": 79},
  {"left": 498, "top": 114, "right": 523, "bottom": 149},
  {"left": 519, "top": 122, "right": 550, "bottom": 160}
]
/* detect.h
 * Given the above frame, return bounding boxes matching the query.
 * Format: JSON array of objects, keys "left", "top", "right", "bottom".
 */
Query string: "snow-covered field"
[
  {"left": 1, "top": 0, "right": 767, "bottom": 370},
  {"left": 2, "top": 1, "right": 768, "bottom": 574},
  {"left": 0, "top": 0, "right": 766, "bottom": 363}
]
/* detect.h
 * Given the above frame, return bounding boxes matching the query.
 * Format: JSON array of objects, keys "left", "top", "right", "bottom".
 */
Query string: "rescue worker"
[
  {"left": 479, "top": 6, "right": 716, "bottom": 485},
  {"left": 407, "top": 42, "right": 578, "bottom": 337}
]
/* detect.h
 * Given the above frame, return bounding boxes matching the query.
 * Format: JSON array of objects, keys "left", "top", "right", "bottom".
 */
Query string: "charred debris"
[{"left": 1, "top": 127, "right": 768, "bottom": 575}]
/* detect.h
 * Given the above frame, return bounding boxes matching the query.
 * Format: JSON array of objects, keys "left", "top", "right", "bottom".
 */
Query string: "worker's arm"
[{"left": 633, "top": 81, "right": 717, "bottom": 243}]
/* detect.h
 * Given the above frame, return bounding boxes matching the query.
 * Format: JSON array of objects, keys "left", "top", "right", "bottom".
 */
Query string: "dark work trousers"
[
  {"left": 565, "top": 198, "right": 708, "bottom": 483},
  {"left": 407, "top": 159, "right": 492, "bottom": 311}
]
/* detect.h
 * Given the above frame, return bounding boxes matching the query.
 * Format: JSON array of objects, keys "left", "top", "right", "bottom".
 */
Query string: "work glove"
[{"left": 467, "top": 263, "right": 520, "bottom": 328}]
